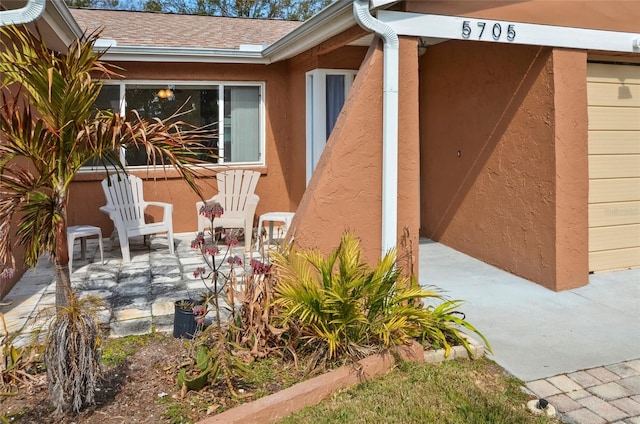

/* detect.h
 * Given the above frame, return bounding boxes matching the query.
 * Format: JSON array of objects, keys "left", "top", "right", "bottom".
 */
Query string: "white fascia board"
[
  {"left": 378, "top": 11, "right": 640, "bottom": 54},
  {"left": 41, "top": 0, "right": 83, "bottom": 46},
  {"left": 264, "top": 1, "right": 355, "bottom": 62},
  {"left": 98, "top": 46, "right": 270, "bottom": 64}
]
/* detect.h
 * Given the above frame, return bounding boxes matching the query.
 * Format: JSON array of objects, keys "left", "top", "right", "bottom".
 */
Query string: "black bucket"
[{"left": 173, "top": 300, "right": 199, "bottom": 339}]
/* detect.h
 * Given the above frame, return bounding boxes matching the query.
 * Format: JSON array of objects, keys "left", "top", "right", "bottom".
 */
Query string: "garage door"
[{"left": 587, "top": 63, "right": 640, "bottom": 272}]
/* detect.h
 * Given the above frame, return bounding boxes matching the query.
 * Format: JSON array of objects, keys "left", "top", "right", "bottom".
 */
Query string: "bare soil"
[{"left": 1, "top": 333, "right": 303, "bottom": 424}]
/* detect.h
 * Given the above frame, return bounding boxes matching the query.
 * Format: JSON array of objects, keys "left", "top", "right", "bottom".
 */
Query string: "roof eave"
[
  {"left": 41, "top": 0, "right": 83, "bottom": 46},
  {"left": 99, "top": 46, "right": 270, "bottom": 64},
  {"left": 263, "top": 0, "right": 356, "bottom": 62}
]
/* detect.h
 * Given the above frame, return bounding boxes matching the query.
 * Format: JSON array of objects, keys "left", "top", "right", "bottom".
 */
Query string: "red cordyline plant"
[{"left": 177, "top": 203, "right": 281, "bottom": 396}]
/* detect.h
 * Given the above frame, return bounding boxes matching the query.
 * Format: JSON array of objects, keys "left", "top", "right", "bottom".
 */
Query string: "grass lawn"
[{"left": 278, "top": 358, "right": 560, "bottom": 424}]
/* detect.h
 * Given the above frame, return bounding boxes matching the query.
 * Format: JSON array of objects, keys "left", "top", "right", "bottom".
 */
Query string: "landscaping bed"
[
  {"left": 1, "top": 332, "right": 313, "bottom": 423},
  {"left": 1, "top": 332, "right": 556, "bottom": 424}
]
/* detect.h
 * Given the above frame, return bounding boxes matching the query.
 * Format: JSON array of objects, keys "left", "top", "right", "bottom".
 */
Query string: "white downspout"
[
  {"left": 0, "top": 0, "right": 46, "bottom": 26},
  {"left": 353, "top": 0, "right": 399, "bottom": 256}
]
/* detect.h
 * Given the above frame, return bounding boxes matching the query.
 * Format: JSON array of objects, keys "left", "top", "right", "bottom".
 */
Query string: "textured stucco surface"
[
  {"left": 290, "top": 37, "right": 421, "bottom": 264},
  {"left": 420, "top": 41, "right": 562, "bottom": 289},
  {"left": 420, "top": 40, "right": 591, "bottom": 291},
  {"left": 551, "top": 49, "right": 589, "bottom": 290}
]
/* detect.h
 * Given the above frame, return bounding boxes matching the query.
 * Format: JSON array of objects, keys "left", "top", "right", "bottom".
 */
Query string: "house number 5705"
[{"left": 462, "top": 20, "right": 516, "bottom": 42}]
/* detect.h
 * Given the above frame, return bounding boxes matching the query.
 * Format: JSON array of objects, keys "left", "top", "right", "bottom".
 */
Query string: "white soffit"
[{"left": 378, "top": 11, "right": 640, "bottom": 53}]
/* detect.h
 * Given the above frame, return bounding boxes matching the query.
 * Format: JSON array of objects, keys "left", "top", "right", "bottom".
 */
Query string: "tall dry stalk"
[{"left": 44, "top": 294, "right": 102, "bottom": 414}]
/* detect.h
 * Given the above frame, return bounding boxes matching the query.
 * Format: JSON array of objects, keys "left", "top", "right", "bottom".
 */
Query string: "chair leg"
[
  {"left": 68, "top": 234, "right": 75, "bottom": 274},
  {"left": 167, "top": 229, "right": 175, "bottom": 254},
  {"left": 120, "top": 235, "right": 131, "bottom": 262},
  {"left": 97, "top": 233, "right": 104, "bottom": 265},
  {"left": 244, "top": 222, "right": 252, "bottom": 255}
]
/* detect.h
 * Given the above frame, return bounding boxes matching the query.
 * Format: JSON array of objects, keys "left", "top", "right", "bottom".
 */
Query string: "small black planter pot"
[{"left": 173, "top": 300, "right": 201, "bottom": 339}]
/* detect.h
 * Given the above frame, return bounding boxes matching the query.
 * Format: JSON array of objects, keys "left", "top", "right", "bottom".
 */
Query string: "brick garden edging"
[{"left": 199, "top": 336, "right": 486, "bottom": 424}]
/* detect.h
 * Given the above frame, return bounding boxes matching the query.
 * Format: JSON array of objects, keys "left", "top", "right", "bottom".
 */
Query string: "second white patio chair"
[
  {"left": 196, "top": 170, "right": 260, "bottom": 253},
  {"left": 100, "top": 174, "right": 175, "bottom": 262}
]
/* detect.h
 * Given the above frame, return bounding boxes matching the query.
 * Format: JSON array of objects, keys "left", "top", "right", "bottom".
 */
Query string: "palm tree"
[{"left": 0, "top": 25, "right": 212, "bottom": 307}]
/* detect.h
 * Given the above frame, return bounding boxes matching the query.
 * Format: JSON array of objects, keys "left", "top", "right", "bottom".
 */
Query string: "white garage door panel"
[
  {"left": 589, "top": 178, "right": 640, "bottom": 203},
  {"left": 589, "top": 224, "right": 640, "bottom": 252},
  {"left": 589, "top": 247, "right": 640, "bottom": 272},
  {"left": 588, "top": 63, "right": 640, "bottom": 84},
  {"left": 589, "top": 201, "right": 640, "bottom": 227},
  {"left": 588, "top": 131, "right": 640, "bottom": 154},
  {"left": 589, "top": 155, "right": 640, "bottom": 179},
  {"left": 588, "top": 63, "right": 640, "bottom": 272},
  {"left": 587, "top": 82, "right": 640, "bottom": 107},
  {"left": 588, "top": 107, "right": 640, "bottom": 131}
]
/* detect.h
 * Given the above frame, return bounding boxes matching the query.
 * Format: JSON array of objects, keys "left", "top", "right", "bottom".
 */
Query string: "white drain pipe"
[
  {"left": 0, "top": 0, "right": 46, "bottom": 26},
  {"left": 353, "top": 0, "right": 399, "bottom": 256}
]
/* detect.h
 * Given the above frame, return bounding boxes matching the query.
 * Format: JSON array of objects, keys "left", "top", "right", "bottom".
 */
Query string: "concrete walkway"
[{"left": 420, "top": 239, "right": 640, "bottom": 424}]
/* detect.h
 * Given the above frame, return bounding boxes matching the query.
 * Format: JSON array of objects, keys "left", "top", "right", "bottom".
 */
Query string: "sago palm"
[
  {"left": 273, "top": 231, "right": 492, "bottom": 362},
  {"left": 0, "top": 25, "right": 212, "bottom": 307},
  {"left": 273, "top": 232, "right": 445, "bottom": 360}
]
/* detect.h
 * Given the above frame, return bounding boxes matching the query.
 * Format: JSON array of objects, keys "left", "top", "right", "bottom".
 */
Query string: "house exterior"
[{"left": 3, "top": 0, "right": 639, "bottom": 296}]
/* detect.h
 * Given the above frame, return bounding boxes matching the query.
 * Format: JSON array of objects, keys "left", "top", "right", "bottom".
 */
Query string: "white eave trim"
[
  {"left": 378, "top": 11, "right": 640, "bottom": 54},
  {"left": 99, "top": 46, "right": 270, "bottom": 64},
  {"left": 264, "top": 1, "right": 355, "bottom": 62},
  {"left": 41, "top": 0, "right": 83, "bottom": 44}
]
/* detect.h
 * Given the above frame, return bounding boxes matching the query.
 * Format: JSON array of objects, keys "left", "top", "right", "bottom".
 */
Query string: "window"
[
  {"left": 305, "top": 69, "right": 357, "bottom": 184},
  {"left": 90, "top": 81, "right": 264, "bottom": 168}
]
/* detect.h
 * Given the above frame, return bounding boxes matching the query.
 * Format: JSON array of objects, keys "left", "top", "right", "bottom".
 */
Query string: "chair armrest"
[
  {"left": 244, "top": 194, "right": 259, "bottom": 222},
  {"left": 145, "top": 201, "right": 172, "bottom": 210},
  {"left": 99, "top": 205, "right": 115, "bottom": 217},
  {"left": 146, "top": 201, "right": 173, "bottom": 223}
]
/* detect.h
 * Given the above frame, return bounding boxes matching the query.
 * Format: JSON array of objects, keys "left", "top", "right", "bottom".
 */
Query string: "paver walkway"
[
  {"left": 0, "top": 232, "right": 255, "bottom": 346},
  {"left": 527, "top": 361, "right": 640, "bottom": 423}
]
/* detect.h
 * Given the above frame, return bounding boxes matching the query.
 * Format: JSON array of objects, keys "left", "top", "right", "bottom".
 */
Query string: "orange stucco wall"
[
  {"left": 552, "top": 48, "right": 589, "bottom": 290},
  {"left": 419, "top": 40, "right": 589, "bottom": 291},
  {"left": 404, "top": 1, "right": 640, "bottom": 33},
  {"left": 290, "top": 37, "right": 421, "bottom": 265}
]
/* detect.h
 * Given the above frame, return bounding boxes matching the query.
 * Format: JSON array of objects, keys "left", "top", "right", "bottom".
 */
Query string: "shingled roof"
[{"left": 70, "top": 8, "right": 302, "bottom": 50}]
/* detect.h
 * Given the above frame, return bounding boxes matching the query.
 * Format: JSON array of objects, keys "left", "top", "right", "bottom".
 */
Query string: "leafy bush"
[
  {"left": 1, "top": 312, "right": 41, "bottom": 396},
  {"left": 272, "top": 231, "right": 491, "bottom": 361}
]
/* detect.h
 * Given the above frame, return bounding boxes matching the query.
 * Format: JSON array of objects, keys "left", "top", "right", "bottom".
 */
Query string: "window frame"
[
  {"left": 305, "top": 69, "right": 357, "bottom": 185},
  {"left": 80, "top": 79, "right": 266, "bottom": 172}
]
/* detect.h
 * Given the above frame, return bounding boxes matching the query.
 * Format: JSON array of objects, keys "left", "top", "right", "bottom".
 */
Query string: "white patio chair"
[
  {"left": 100, "top": 174, "right": 175, "bottom": 262},
  {"left": 196, "top": 170, "right": 260, "bottom": 253}
]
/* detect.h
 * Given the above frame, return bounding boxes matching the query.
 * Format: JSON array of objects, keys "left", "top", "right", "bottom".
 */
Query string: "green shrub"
[{"left": 272, "top": 231, "right": 490, "bottom": 361}]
